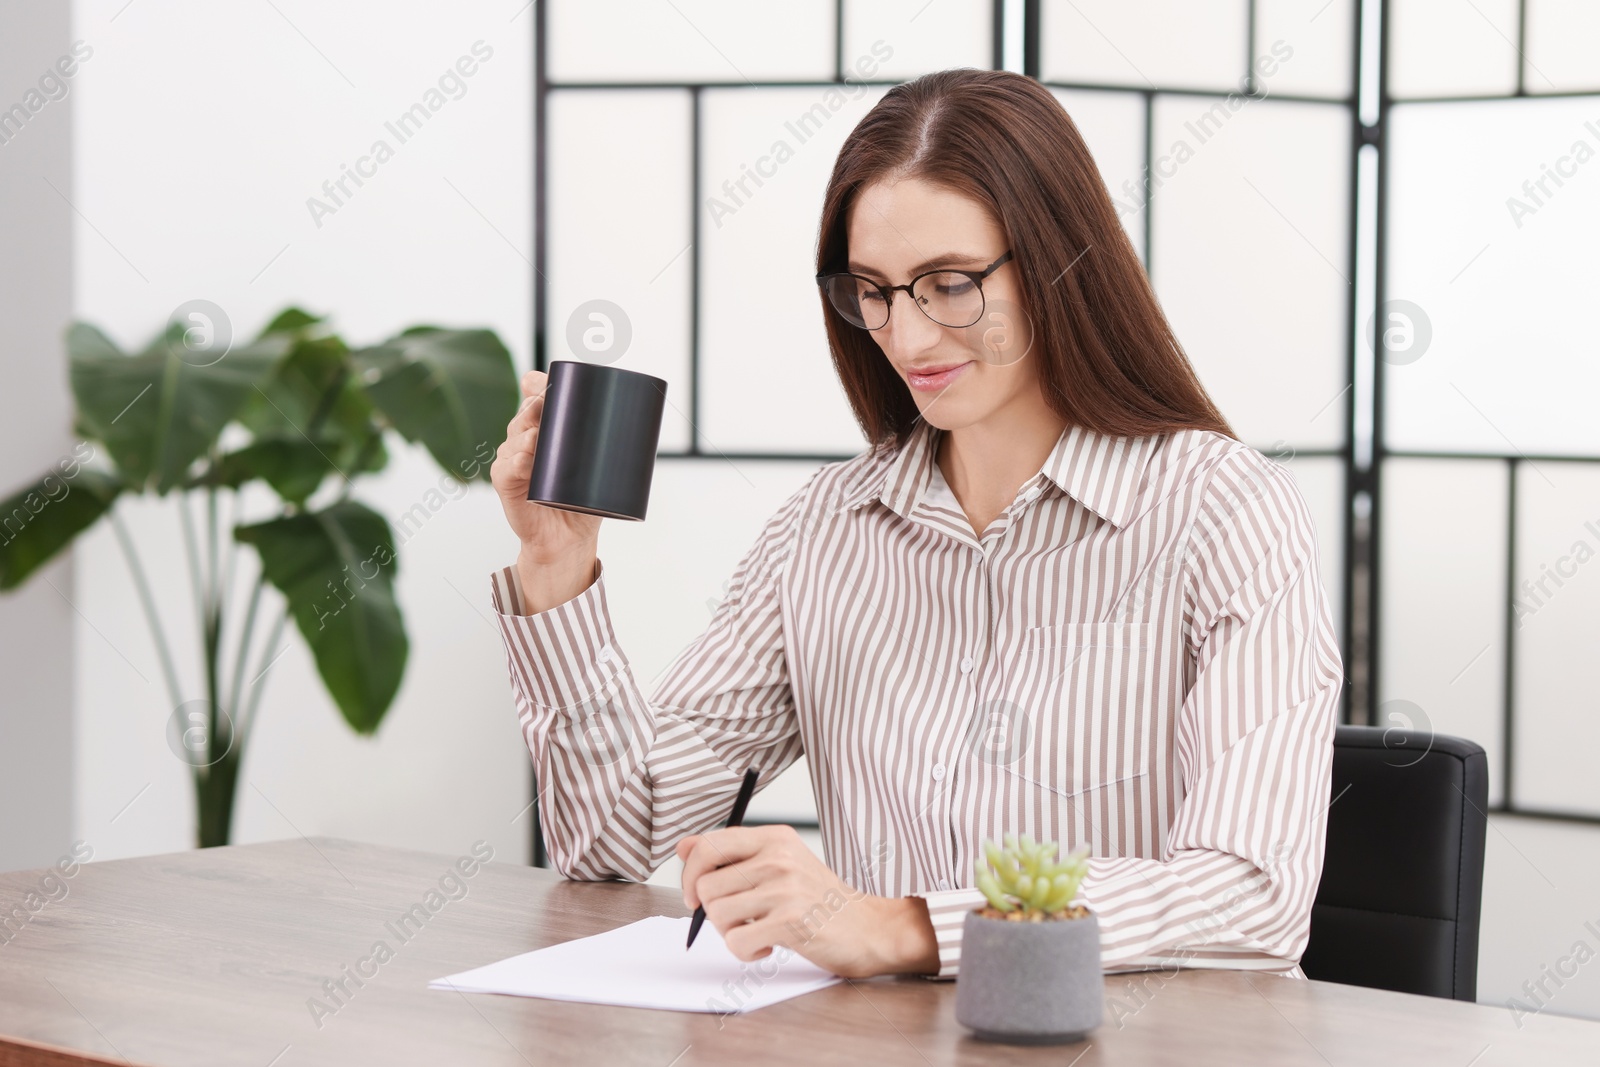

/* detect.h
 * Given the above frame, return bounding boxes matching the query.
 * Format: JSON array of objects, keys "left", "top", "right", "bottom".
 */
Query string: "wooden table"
[{"left": 0, "top": 838, "right": 1594, "bottom": 1066}]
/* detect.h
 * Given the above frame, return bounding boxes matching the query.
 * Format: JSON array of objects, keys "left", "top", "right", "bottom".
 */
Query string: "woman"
[{"left": 488, "top": 69, "right": 1341, "bottom": 981}]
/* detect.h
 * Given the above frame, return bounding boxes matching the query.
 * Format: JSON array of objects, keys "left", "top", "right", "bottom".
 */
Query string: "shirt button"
[
  {"left": 931, "top": 762, "right": 946, "bottom": 781},
  {"left": 598, "top": 644, "right": 614, "bottom": 663},
  {"left": 937, "top": 878, "right": 952, "bottom": 891},
  {"left": 959, "top": 656, "right": 973, "bottom": 674},
  {"left": 1022, "top": 485, "right": 1042, "bottom": 503}
]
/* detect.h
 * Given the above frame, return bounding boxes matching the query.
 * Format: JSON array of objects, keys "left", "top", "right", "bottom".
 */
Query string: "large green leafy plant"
[{"left": 0, "top": 308, "right": 517, "bottom": 847}]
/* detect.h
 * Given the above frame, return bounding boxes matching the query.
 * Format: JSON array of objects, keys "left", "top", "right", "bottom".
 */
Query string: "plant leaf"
[
  {"left": 205, "top": 434, "right": 346, "bottom": 504},
  {"left": 349, "top": 327, "right": 516, "bottom": 482},
  {"left": 238, "top": 334, "right": 351, "bottom": 432},
  {"left": 257, "top": 307, "right": 326, "bottom": 337},
  {"left": 236, "top": 331, "right": 387, "bottom": 493},
  {"left": 235, "top": 500, "right": 406, "bottom": 733},
  {"left": 69, "top": 322, "right": 288, "bottom": 493},
  {"left": 0, "top": 469, "right": 122, "bottom": 590},
  {"left": 975, "top": 868, "right": 1012, "bottom": 912}
]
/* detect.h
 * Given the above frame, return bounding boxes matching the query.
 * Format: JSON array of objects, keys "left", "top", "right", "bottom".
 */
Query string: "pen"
[{"left": 686, "top": 767, "right": 760, "bottom": 950}]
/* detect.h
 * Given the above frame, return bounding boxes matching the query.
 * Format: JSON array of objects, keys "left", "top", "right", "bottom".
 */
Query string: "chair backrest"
[{"left": 1300, "top": 724, "right": 1488, "bottom": 1001}]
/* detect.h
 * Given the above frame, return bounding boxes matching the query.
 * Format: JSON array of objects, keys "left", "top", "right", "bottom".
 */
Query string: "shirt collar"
[{"left": 837, "top": 419, "right": 1160, "bottom": 529}]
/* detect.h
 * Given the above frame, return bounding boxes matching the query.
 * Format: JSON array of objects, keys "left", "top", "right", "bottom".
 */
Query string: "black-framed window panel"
[
  {"left": 1040, "top": 0, "right": 1357, "bottom": 100},
  {"left": 533, "top": 0, "right": 1007, "bottom": 860},
  {"left": 541, "top": 0, "right": 1002, "bottom": 462},
  {"left": 1388, "top": 0, "right": 1600, "bottom": 101},
  {"left": 1376, "top": 0, "right": 1600, "bottom": 823},
  {"left": 1145, "top": 91, "right": 1353, "bottom": 651},
  {"left": 531, "top": 0, "right": 1376, "bottom": 862},
  {"left": 1039, "top": 0, "right": 1358, "bottom": 669},
  {"left": 546, "top": 87, "right": 696, "bottom": 451}
]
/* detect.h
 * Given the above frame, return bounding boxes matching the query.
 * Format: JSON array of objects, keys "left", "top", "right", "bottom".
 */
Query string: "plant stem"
[
  {"left": 109, "top": 509, "right": 184, "bottom": 711},
  {"left": 182, "top": 489, "right": 233, "bottom": 846},
  {"left": 194, "top": 751, "right": 239, "bottom": 849},
  {"left": 236, "top": 607, "right": 289, "bottom": 754},
  {"left": 177, "top": 492, "right": 207, "bottom": 641},
  {"left": 181, "top": 494, "right": 216, "bottom": 744},
  {"left": 207, "top": 486, "right": 218, "bottom": 602},
  {"left": 219, "top": 490, "right": 239, "bottom": 627},
  {"left": 203, "top": 486, "right": 223, "bottom": 766},
  {"left": 227, "top": 575, "right": 264, "bottom": 732}
]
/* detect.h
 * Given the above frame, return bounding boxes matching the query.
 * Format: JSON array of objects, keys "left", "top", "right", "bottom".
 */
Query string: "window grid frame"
[
  {"left": 1376, "top": 0, "right": 1600, "bottom": 823},
  {"left": 527, "top": 0, "right": 1600, "bottom": 864}
]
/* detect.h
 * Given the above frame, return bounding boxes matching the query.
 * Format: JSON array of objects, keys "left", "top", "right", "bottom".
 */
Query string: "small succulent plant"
[{"left": 974, "top": 834, "right": 1091, "bottom": 920}]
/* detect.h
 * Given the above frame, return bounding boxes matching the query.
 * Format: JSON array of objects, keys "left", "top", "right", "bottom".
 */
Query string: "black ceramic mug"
[{"left": 526, "top": 359, "right": 668, "bottom": 521}]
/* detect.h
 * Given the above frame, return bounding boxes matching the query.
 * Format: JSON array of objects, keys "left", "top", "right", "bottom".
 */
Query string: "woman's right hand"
[{"left": 491, "top": 370, "right": 603, "bottom": 562}]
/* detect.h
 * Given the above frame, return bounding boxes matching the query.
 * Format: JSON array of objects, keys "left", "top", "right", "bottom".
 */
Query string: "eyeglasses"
[{"left": 816, "top": 250, "right": 1014, "bottom": 331}]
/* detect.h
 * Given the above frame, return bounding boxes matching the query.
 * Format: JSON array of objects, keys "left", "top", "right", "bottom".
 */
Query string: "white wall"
[
  {"left": 1480, "top": 815, "right": 1600, "bottom": 1020},
  {"left": 67, "top": 0, "right": 536, "bottom": 864},
  {"left": 0, "top": 0, "right": 78, "bottom": 871},
  {"left": 57, "top": 0, "right": 832, "bottom": 877}
]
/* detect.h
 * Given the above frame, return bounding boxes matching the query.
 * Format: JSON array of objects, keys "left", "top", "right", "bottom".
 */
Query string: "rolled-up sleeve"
[
  {"left": 491, "top": 477, "right": 815, "bottom": 882},
  {"left": 912, "top": 449, "right": 1342, "bottom": 979}
]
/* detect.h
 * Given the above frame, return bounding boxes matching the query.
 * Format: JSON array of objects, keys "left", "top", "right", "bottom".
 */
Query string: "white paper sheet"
[{"left": 429, "top": 915, "right": 842, "bottom": 1013}]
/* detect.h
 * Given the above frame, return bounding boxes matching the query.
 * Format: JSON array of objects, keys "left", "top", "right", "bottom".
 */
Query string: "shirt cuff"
[
  {"left": 489, "top": 559, "right": 629, "bottom": 710},
  {"left": 908, "top": 887, "right": 987, "bottom": 979}
]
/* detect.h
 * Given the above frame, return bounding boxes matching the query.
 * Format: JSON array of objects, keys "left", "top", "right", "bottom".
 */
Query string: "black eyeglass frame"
[{"left": 815, "top": 249, "right": 1015, "bottom": 330}]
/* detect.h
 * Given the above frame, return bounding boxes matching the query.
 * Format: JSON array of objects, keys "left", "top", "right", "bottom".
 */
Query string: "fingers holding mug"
[{"left": 508, "top": 375, "right": 547, "bottom": 436}]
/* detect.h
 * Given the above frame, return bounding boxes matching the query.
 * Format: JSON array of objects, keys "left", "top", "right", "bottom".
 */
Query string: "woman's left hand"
[{"left": 676, "top": 824, "right": 940, "bottom": 979}]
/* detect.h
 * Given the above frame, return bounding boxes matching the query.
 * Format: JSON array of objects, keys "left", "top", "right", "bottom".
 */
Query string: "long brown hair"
[{"left": 817, "top": 69, "right": 1235, "bottom": 453}]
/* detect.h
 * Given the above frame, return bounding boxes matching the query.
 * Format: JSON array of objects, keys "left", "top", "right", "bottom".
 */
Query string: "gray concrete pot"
[{"left": 954, "top": 909, "right": 1102, "bottom": 1044}]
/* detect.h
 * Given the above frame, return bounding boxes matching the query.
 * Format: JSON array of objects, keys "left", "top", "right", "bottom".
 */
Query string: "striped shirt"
[{"left": 490, "top": 417, "right": 1342, "bottom": 979}]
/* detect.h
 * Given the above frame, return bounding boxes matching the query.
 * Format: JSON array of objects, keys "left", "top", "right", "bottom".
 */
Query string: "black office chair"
[{"left": 1300, "top": 725, "right": 1489, "bottom": 1001}]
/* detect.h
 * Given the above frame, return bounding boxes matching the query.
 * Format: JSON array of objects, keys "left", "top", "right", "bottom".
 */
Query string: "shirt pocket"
[{"left": 995, "top": 622, "right": 1160, "bottom": 835}]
